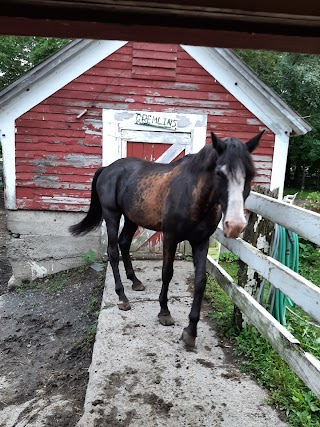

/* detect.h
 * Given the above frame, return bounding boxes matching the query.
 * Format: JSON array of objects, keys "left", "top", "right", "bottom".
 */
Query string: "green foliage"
[
  {"left": 284, "top": 188, "right": 312, "bottom": 200},
  {"left": 305, "top": 192, "right": 320, "bottom": 213},
  {"left": 219, "top": 252, "right": 239, "bottom": 263},
  {"left": 286, "top": 309, "right": 320, "bottom": 359},
  {"left": 0, "top": 36, "right": 69, "bottom": 160},
  {"left": 0, "top": 36, "right": 70, "bottom": 90},
  {"left": 218, "top": 252, "right": 239, "bottom": 282},
  {"left": 19, "top": 270, "right": 70, "bottom": 295},
  {"left": 236, "top": 50, "right": 320, "bottom": 190},
  {"left": 76, "top": 324, "right": 98, "bottom": 350},
  {"left": 82, "top": 248, "right": 98, "bottom": 265},
  {"left": 298, "top": 239, "right": 320, "bottom": 286},
  {"left": 205, "top": 274, "right": 235, "bottom": 336}
]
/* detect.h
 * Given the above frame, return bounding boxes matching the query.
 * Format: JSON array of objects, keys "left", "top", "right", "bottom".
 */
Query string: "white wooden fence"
[{"left": 207, "top": 191, "right": 320, "bottom": 399}]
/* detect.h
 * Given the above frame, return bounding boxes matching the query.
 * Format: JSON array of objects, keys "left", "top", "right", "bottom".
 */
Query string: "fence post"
[{"left": 233, "top": 185, "right": 279, "bottom": 330}]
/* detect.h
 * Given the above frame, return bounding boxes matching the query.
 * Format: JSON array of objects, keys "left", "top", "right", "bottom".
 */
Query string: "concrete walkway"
[{"left": 77, "top": 260, "right": 288, "bottom": 427}]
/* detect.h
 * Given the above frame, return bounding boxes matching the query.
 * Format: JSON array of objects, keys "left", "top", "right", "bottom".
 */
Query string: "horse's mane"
[{"left": 182, "top": 144, "right": 218, "bottom": 172}]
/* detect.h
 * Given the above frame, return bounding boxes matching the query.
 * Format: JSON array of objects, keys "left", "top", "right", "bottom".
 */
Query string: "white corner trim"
[
  {"left": 270, "top": 133, "right": 290, "bottom": 199},
  {"left": 181, "top": 45, "right": 295, "bottom": 138},
  {"left": 0, "top": 40, "right": 128, "bottom": 121},
  {"left": 0, "top": 119, "right": 16, "bottom": 209}
]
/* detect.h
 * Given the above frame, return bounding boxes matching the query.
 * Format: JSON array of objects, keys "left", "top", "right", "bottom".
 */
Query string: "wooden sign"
[{"left": 135, "top": 112, "right": 177, "bottom": 131}]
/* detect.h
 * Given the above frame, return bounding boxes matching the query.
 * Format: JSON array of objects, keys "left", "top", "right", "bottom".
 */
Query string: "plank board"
[
  {"left": 213, "top": 227, "right": 320, "bottom": 324},
  {"left": 246, "top": 192, "right": 320, "bottom": 246}
]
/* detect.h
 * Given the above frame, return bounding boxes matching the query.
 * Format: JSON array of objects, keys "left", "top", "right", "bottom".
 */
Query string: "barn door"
[{"left": 102, "top": 110, "right": 207, "bottom": 257}]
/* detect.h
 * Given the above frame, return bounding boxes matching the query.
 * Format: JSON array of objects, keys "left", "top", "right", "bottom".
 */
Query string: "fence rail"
[
  {"left": 207, "top": 191, "right": 320, "bottom": 399},
  {"left": 246, "top": 192, "right": 320, "bottom": 246}
]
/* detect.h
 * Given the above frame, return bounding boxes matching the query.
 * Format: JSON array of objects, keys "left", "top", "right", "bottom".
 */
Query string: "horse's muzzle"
[{"left": 223, "top": 219, "right": 246, "bottom": 238}]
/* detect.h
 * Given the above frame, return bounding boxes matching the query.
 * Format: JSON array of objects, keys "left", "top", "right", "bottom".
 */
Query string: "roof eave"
[
  {"left": 0, "top": 39, "right": 92, "bottom": 107},
  {"left": 216, "top": 49, "right": 312, "bottom": 136}
]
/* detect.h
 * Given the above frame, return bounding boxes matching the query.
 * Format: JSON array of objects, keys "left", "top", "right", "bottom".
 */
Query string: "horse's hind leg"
[
  {"left": 118, "top": 217, "right": 145, "bottom": 291},
  {"left": 181, "top": 238, "right": 209, "bottom": 348},
  {"left": 158, "top": 233, "right": 177, "bottom": 326},
  {"left": 105, "top": 210, "right": 131, "bottom": 311}
]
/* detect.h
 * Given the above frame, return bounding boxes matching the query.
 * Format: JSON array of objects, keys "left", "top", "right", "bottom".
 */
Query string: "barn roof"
[{"left": 0, "top": 39, "right": 311, "bottom": 136}]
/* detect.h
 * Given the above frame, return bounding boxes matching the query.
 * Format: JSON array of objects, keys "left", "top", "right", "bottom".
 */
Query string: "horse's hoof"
[
  {"left": 132, "top": 282, "right": 145, "bottom": 291},
  {"left": 158, "top": 313, "right": 175, "bottom": 326},
  {"left": 118, "top": 301, "right": 131, "bottom": 311},
  {"left": 180, "top": 328, "right": 196, "bottom": 348}
]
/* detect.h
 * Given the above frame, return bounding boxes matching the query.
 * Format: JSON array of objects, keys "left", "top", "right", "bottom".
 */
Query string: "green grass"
[
  {"left": 283, "top": 188, "right": 313, "bottom": 200},
  {"left": 205, "top": 252, "right": 320, "bottom": 427},
  {"left": 18, "top": 269, "right": 73, "bottom": 295},
  {"left": 299, "top": 240, "right": 320, "bottom": 286}
]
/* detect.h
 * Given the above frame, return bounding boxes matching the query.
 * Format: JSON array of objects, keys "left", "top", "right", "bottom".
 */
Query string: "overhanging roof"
[{"left": 1, "top": 1, "right": 320, "bottom": 54}]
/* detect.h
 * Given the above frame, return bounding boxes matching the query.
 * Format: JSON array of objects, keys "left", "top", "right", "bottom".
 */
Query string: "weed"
[
  {"left": 82, "top": 249, "right": 98, "bottom": 265},
  {"left": 86, "top": 264, "right": 106, "bottom": 320},
  {"left": 219, "top": 252, "right": 239, "bottom": 263},
  {"left": 299, "top": 239, "right": 320, "bottom": 286},
  {"left": 81, "top": 249, "right": 105, "bottom": 275},
  {"left": 305, "top": 192, "right": 320, "bottom": 213},
  {"left": 76, "top": 323, "right": 98, "bottom": 350},
  {"left": 205, "top": 274, "right": 236, "bottom": 337},
  {"left": 17, "top": 280, "right": 42, "bottom": 295},
  {"left": 283, "top": 188, "right": 313, "bottom": 200},
  {"left": 87, "top": 295, "right": 99, "bottom": 315},
  {"left": 17, "top": 271, "right": 70, "bottom": 295},
  {"left": 215, "top": 252, "right": 239, "bottom": 282}
]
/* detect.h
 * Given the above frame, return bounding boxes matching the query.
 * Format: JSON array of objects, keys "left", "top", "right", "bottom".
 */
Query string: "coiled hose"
[{"left": 256, "top": 224, "right": 299, "bottom": 326}]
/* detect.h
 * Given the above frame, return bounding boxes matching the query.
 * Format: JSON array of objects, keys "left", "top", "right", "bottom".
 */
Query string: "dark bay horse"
[{"left": 69, "top": 131, "right": 263, "bottom": 347}]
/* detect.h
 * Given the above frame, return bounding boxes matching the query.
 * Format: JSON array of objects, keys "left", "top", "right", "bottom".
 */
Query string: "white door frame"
[{"left": 102, "top": 110, "right": 207, "bottom": 166}]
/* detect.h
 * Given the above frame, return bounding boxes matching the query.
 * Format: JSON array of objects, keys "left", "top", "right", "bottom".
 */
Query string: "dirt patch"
[
  {"left": 0, "top": 267, "right": 105, "bottom": 426},
  {"left": 0, "top": 191, "right": 105, "bottom": 426},
  {"left": 0, "top": 191, "right": 12, "bottom": 295}
]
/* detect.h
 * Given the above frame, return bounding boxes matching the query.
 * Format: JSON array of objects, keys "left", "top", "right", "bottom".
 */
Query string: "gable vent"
[{"left": 132, "top": 43, "right": 177, "bottom": 81}]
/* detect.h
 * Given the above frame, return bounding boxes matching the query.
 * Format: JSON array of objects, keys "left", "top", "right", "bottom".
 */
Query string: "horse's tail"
[{"left": 69, "top": 167, "right": 105, "bottom": 236}]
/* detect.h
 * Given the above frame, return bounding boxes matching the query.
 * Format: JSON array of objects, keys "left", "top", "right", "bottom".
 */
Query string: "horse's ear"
[
  {"left": 246, "top": 130, "right": 265, "bottom": 153},
  {"left": 211, "top": 132, "right": 225, "bottom": 155}
]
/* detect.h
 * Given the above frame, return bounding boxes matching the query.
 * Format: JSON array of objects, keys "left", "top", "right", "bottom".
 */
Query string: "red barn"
[{"left": 0, "top": 40, "right": 310, "bottom": 286}]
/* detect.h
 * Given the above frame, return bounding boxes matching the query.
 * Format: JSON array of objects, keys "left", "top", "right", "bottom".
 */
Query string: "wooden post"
[{"left": 233, "top": 185, "right": 279, "bottom": 330}]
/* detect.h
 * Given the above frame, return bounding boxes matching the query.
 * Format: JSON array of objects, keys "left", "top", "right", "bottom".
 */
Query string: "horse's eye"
[{"left": 216, "top": 170, "right": 224, "bottom": 178}]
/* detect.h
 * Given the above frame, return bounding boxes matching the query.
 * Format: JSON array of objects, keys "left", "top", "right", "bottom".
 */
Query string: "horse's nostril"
[{"left": 224, "top": 219, "right": 246, "bottom": 238}]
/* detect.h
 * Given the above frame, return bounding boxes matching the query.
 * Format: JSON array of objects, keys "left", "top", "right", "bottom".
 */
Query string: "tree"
[
  {"left": 0, "top": 36, "right": 70, "bottom": 160},
  {"left": 0, "top": 36, "right": 69, "bottom": 90},
  {"left": 236, "top": 50, "right": 320, "bottom": 190}
]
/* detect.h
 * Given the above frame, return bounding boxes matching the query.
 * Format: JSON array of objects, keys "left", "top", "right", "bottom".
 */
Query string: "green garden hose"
[{"left": 256, "top": 224, "right": 299, "bottom": 326}]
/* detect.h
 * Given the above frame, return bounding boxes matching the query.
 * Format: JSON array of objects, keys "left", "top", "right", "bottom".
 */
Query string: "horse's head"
[{"left": 211, "top": 131, "right": 263, "bottom": 238}]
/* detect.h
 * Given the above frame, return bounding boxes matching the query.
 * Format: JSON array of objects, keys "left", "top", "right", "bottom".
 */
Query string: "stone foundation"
[{"left": 6, "top": 210, "right": 103, "bottom": 288}]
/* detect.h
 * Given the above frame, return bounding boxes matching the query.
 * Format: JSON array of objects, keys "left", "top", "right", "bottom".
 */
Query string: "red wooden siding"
[{"left": 15, "top": 42, "right": 273, "bottom": 211}]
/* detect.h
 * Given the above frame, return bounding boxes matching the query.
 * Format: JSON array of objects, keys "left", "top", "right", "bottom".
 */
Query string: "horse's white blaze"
[{"left": 223, "top": 166, "right": 247, "bottom": 238}]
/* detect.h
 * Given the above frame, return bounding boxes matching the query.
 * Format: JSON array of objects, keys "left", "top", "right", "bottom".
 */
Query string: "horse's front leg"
[
  {"left": 181, "top": 238, "right": 209, "bottom": 348},
  {"left": 158, "top": 233, "right": 177, "bottom": 326}
]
